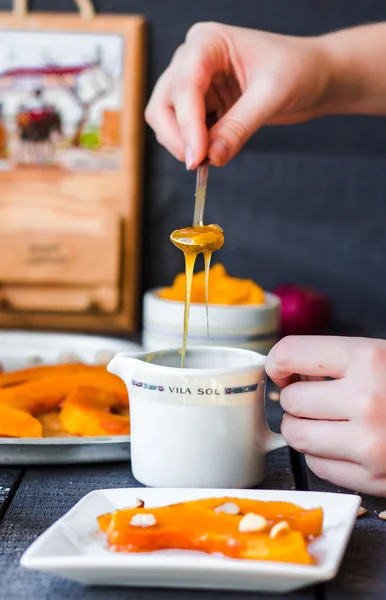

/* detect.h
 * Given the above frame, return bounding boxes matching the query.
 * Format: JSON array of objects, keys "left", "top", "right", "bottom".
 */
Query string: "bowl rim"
[{"left": 144, "top": 288, "right": 281, "bottom": 310}]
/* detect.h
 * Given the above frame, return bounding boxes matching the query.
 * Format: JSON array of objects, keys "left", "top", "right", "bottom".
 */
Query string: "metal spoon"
[
  {"left": 193, "top": 159, "right": 209, "bottom": 226},
  {"left": 192, "top": 112, "right": 216, "bottom": 227}
]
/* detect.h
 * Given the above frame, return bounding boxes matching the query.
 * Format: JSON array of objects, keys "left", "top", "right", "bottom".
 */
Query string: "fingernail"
[
  {"left": 185, "top": 147, "right": 195, "bottom": 170},
  {"left": 208, "top": 139, "right": 229, "bottom": 165}
]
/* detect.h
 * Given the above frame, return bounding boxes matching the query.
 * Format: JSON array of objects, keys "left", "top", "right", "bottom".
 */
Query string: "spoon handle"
[
  {"left": 192, "top": 112, "right": 217, "bottom": 227},
  {"left": 193, "top": 159, "right": 209, "bottom": 226}
]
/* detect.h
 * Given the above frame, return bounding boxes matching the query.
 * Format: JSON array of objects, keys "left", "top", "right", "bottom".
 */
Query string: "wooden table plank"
[
  {"left": 307, "top": 468, "right": 386, "bottom": 600},
  {"left": 0, "top": 468, "right": 23, "bottom": 522},
  {"left": 0, "top": 450, "right": 315, "bottom": 600}
]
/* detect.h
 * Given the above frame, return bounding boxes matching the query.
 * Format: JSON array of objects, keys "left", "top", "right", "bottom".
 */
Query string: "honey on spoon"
[{"left": 171, "top": 156, "right": 224, "bottom": 368}]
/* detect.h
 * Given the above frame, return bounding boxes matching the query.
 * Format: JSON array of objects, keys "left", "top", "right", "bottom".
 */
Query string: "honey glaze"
[{"left": 170, "top": 224, "right": 224, "bottom": 367}]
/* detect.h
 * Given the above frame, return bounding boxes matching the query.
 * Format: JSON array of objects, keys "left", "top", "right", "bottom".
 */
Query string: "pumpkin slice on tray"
[
  {"left": 0, "top": 404, "right": 42, "bottom": 438},
  {"left": 60, "top": 386, "right": 130, "bottom": 437},
  {"left": 0, "top": 363, "right": 129, "bottom": 439}
]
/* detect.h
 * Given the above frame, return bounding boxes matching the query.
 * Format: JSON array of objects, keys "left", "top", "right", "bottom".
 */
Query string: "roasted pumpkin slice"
[{"left": 60, "top": 386, "right": 130, "bottom": 437}]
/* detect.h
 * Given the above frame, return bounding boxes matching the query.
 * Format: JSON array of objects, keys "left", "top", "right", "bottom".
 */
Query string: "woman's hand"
[
  {"left": 266, "top": 336, "right": 386, "bottom": 496},
  {"left": 145, "top": 22, "right": 333, "bottom": 169}
]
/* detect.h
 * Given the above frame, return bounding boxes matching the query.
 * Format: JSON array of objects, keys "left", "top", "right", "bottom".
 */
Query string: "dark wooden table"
[{"left": 1, "top": 401, "right": 386, "bottom": 600}]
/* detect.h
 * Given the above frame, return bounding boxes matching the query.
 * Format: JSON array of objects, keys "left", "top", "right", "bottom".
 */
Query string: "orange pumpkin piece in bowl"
[
  {"left": 158, "top": 263, "right": 265, "bottom": 305},
  {"left": 98, "top": 497, "right": 322, "bottom": 564}
]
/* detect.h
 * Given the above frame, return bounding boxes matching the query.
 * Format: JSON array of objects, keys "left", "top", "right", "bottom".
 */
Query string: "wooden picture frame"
[{"left": 0, "top": 12, "right": 146, "bottom": 333}]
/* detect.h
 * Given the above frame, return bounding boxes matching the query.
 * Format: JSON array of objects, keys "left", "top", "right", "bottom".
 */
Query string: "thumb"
[{"left": 208, "top": 80, "right": 284, "bottom": 166}]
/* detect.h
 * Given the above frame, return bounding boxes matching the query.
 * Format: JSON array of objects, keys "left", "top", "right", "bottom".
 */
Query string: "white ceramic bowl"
[{"left": 142, "top": 289, "right": 281, "bottom": 355}]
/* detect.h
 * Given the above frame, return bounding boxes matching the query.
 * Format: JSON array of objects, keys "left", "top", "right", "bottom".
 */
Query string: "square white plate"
[{"left": 21, "top": 487, "right": 361, "bottom": 594}]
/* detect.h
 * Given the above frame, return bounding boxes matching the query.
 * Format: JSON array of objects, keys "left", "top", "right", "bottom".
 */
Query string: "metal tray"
[
  {"left": 0, "top": 436, "right": 131, "bottom": 466},
  {"left": 0, "top": 331, "right": 140, "bottom": 465}
]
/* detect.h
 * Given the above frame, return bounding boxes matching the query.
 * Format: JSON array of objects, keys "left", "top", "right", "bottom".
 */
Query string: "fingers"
[
  {"left": 305, "top": 455, "right": 386, "bottom": 496},
  {"left": 145, "top": 66, "right": 185, "bottom": 162},
  {"left": 147, "top": 23, "right": 248, "bottom": 168},
  {"left": 172, "top": 77, "right": 209, "bottom": 169},
  {"left": 266, "top": 336, "right": 349, "bottom": 388},
  {"left": 281, "top": 415, "right": 363, "bottom": 463},
  {"left": 172, "top": 26, "right": 229, "bottom": 168},
  {"left": 153, "top": 106, "right": 185, "bottom": 161},
  {"left": 208, "top": 79, "right": 282, "bottom": 166},
  {"left": 205, "top": 88, "right": 222, "bottom": 119},
  {"left": 211, "top": 72, "right": 241, "bottom": 118},
  {"left": 279, "top": 378, "right": 350, "bottom": 420},
  {"left": 146, "top": 32, "right": 226, "bottom": 168}
]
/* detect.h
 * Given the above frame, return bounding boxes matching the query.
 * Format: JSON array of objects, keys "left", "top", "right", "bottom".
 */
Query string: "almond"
[
  {"left": 378, "top": 510, "right": 386, "bottom": 520},
  {"left": 130, "top": 513, "right": 156, "bottom": 528},
  {"left": 58, "top": 352, "right": 81, "bottom": 363},
  {"left": 357, "top": 506, "right": 367, "bottom": 517},
  {"left": 238, "top": 513, "right": 268, "bottom": 533},
  {"left": 95, "top": 350, "right": 115, "bottom": 365},
  {"left": 27, "top": 355, "right": 43, "bottom": 365},
  {"left": 134, "top": 498, "right": 145, "bottom": 508},
  {"left": 214, "top": 502, "right": 240, "bottom": 515},
  {"left": 270, "top": 520, "right": 290, "bottom": 540}
]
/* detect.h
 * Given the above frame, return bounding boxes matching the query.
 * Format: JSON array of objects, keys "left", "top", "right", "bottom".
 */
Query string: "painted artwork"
[
  {"left": 0, "top": 14, "right": 145, "bottom": 333},
  {"left": 0, "top": 30, "right": 123, "bottom": 171}
]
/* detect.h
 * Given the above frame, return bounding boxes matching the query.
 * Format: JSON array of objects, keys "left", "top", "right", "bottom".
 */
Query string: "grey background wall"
[{"left": 3, "top": 1, "right": 386, "bottom": 336}]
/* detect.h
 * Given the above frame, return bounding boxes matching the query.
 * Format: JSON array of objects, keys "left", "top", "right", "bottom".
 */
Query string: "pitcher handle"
[{"left": 260, "top": 368, "right": 288, "bottom": 453}]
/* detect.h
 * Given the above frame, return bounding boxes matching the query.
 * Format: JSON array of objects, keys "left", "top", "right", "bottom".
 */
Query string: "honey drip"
[
  {"left": 170, "top": 224, "right": 224, "bottom": 367},
  {"left": 204, "top": 251, "right": 212, "bottom": 336}
]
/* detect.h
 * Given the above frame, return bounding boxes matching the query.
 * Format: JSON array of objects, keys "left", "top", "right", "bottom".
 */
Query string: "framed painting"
[{"left": 0, "top": 12, "right": 146, "bottom": 333}]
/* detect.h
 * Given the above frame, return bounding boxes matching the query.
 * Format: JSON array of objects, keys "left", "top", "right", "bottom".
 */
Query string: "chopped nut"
[
  {"left": 130, "top": 513, "right": 156, "bottom": 528},
  {"left": 357, "top": 506, "right": 367, "bottom": 517},
  {"left": 95, "top": 350, "right": 115, "bottom": 365},
  {"left": 270, "top": 520, "right": 290, "bottom": 540},
  {"left": 58, "top": 352, "right": 81, "bottom": 364},
  {"left": 238, "top": 513, "right": 268, "bottom": 533},
  {"left": 26, "top": 355, "right": 43, "bottom": 365},
  {"left": 134, "top": 498, "right": 145, "bottom": 508},
  {"left": 214, "top": 502, "right": 240, "bottom": 515},
  {"left": 378, "top": 510, "right": 386, "bottom": 520},
  {"left": 268, "top": 390, "right": 280, "bottom": 402}
]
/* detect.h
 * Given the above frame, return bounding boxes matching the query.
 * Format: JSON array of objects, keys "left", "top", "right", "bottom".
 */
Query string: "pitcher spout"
[
  {"left": 107, "top": 351, "right": 146, "bottom": 385},
  {"left": 107, "top": 352, "right": 128, "bottom": 380}
]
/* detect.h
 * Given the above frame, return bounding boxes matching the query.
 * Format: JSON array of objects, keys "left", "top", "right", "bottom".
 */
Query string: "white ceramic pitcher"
[{"left": 108, "top": 346, "right": 286, "bottom": 488}]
